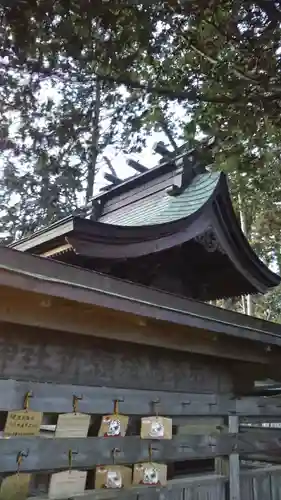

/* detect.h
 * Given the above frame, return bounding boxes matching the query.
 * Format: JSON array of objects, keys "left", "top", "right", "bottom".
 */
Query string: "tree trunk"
[
  {"left": 238, "top": 193, "right": 253, "bottom": 316},
  {"left": 240, "top": 296, "right": 247, "bottom": 315},
  {"left": 246, "top": 294, "right": 254, "bottom": 316},
  {"left": 158, "top": 114, "right": 178, "bottom": 151},
  {"left": 86, "top": 77, "right": 101, "bottom": 202}
]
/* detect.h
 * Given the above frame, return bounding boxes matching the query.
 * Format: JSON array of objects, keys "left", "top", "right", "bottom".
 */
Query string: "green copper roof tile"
[{"left": 100, "top": 172, "right": 220, "bottom": 227}]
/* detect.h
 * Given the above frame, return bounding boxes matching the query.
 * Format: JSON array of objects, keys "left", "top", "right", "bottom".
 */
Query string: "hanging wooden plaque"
[
  {"left": 133, "top": 463, "right": 167, "bottom": 486},
  {"left": 140, "top": 416, "right": 172, "bottom": 440},
  {"left": 4, "top": 410, "right": 42, "bottom": 437},
  {"left": 55, "top": 413, "right": 90, "bottom": 438},
  {"left": 48, "top": 470, "right": 87, "bottom": 499},
  {"left": 0, "top": 474, "right": 31, "bottom": 500},
  {"left": 95, "top": 466, "right": 132, "bottom": 489},
  {"left": 98, "top": 414, "right": 129, "bottom": 438}
]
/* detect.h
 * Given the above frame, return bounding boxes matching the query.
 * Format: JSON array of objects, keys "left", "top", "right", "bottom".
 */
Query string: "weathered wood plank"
[
  {"left": 238, "top": 430, "right": 281, "bottom": 457},
  {"left": 0, "top": 379, "right": 218, "bottom": 414},
  {"left": 2, "top": 245, "right": 281, "bottom": 356},
  {"left": 177, "top": 417, "right": 225, "bottom": 435},
  {"left": 240, "top": 466, "right": 281, "bottom": 500},
  {"left": 240, "top": 465, "right": 281, "bottom": 477},
  {"left": 69, "top": 479, "right": 226, "bottom": 500},
  {"left": 241, "top": 454, "right": 281, "bottom": 464},
  {"left": 269, "top": 469, "right": 281, "bottom": 500},
  {"left": 0, "top": 321, "right": 233, "bottom": 393},
  {"left": 229, "top": 415, "right": 240, "bottom": 500},
  {"left": 236, "top": 397, "right": 281, "bottom": 417},
  {"left": 1, "top": 282, "right": 279, "bottom": 368},
  {"left": 1, "top": 379, "right": 281, "bottom": 416},
  {"left": 0, "top": 436, "right": 229, "bottom": 473},
  {"left": 240, "top": 475, "right": 254, "bottom": 500},
  {"left": 27, "top": 475, "right": 227, "bottom": 500},
  {"left": 190, "top": 482, "right": 225, "bottom": 500},
  {"left": 215, "top": 417, "right": 228, "bottom": 476},
  {"left": 254, "top": 474, "right": 271, "bottom": 500},
  {"left": 0, "top": 432, "right": 280, "bottom": 473},
  {"left": 221, "top": 395, "right": 281, "bottom": 417}
]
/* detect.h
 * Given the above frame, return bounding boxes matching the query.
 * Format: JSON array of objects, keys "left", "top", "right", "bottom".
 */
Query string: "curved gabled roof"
[
  {"left": 211, "top": 175, "right": 280, "bottom": 293},
  {"left": 9, "top": 151, "right": 280, "bottom": 300},
  {"left": 100, "top": 172, "right": 220, "bottom": 226}
]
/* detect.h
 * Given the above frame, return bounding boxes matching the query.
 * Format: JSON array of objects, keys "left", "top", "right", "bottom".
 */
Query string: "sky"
[
  {"left": 0, "top": 74, "right": 186, "bottom": 237},
  {"left": 0, "top": 73, "right": 188, "bottom": 219},
  {"left": 93, "top": 130, "right": 170, "bottom": 192}
]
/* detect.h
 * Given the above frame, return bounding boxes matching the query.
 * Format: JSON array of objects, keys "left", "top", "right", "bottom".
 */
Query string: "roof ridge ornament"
[{"left": 166, "top": 136, "right": 217, "bottom": 196}]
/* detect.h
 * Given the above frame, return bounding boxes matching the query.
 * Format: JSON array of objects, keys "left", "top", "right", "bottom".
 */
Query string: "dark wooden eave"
[
  {"left": 10, "top": 172, "right": 280, "bottom": 300},
  {"left": 1, "top": 245, "right": 281, "bottom": 364}
]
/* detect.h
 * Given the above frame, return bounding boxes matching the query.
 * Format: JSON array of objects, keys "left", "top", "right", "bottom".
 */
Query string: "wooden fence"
[{"left": 0, "top": 379, "right": 280, "bottom": 499}]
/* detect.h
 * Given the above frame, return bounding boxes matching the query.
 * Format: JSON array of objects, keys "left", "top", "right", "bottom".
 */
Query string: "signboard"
[
  {"left": 0, "top": 474, "right": 31, "bottom": 500},
  {"left": 4, "top": 410, "right": 42, "bottom": 437},
  {"left": 98, "top": 414, "right": 129, "bottom": 438},
  {"left": 140, "top": 416, "right": 172, "bottom": 439},
  {"left": 133, "top": 463, "right": 167, "bottom": 486},
  {"left": 55, "top": 413, "right": 90, "bottom": 438},
  {"left": 48, "top": 471, "right": 87, "bottom": 499},
  {"left": 95, "top": 466, "right": 132, "bottom": 489}
]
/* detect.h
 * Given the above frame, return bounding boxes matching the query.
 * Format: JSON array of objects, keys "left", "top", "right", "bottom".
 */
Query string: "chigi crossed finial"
[{"left": 101, "top": 135, "right": 217, "bottom": 194}]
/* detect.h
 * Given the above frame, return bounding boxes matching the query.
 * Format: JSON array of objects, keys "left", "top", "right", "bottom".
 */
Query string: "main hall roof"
[{"left": 10, "top": 142, "right": 280, "bottom": 301}]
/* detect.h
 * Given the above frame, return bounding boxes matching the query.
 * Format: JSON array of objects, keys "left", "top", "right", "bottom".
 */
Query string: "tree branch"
[
  {"left": 254, "top": 0, "right": 281, "bottom": 22},
  {"left": 86, "top": 77, "right": 101, "bottom": 202},
  {"left": 157, "top": 113, "right": 178, "bottom": 151},
  {"left": 2, "top": 59, "right": 281, "bottom": 105},
  {"left": 187, "top": 40, "right": 262, "bottom": 85},
  {"left": 98, "top": 73, "right": 281, "bottom": 104},
  {"left": 198, "top": 21, "right": 280, "bottom": 90}
]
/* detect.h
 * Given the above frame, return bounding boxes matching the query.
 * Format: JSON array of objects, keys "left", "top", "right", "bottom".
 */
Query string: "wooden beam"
[
  {"left": 0, "top": 431, "right": 280, "bottom": 473},
  {"left": 127, "top": 159, "right": 147, "bottom": 174},
  {"left": 0, "top": 379, "right": 280, "bottom": 416},
  {"left": 1, "top": 245, "right": 281, "bottom": 350},
  {"left": 235, "top": 396, "right": 281, "bottom": 416},
  {"left": 28, "top": 474, "right": 227, "bottom": 500},
  {"left": 0, "top": 321, "right": 234, "bottom": 393},
  {"left": 104, "top": 173, "right": 123, "bottom": 185},
  {"left": 177, "top": 417, "right": 224, "bottom": 436},
  {"left": 153, "top": 142, "right": 174, "bottom": 158},
  {"left": 0, "top": 379, "right": 218, "bottom": 415},
  {"left": 0, "top": 286, "right": 277, "bottom": 368},
  {"left": 0, "top": 435, "right": 228, "bottom": 473}
]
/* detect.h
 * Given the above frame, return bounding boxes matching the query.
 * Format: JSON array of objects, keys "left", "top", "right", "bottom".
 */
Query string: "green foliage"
[
  {"left": 1, "top": 0, "right": 281, "bottom": 320},
  {"left": 0, "top": 72, "right": 121, "bottom": 237}
]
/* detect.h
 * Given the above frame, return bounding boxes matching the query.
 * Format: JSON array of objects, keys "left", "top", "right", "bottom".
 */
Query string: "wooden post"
[
  {"left": 215, "top": 415, "right": 240, "bottom": 500},
  {"left": 215, "top": 417, "right": 228, "bottom": 476},
  {"left": 229, "top": 415, "right": 240, "bottom": 500}
]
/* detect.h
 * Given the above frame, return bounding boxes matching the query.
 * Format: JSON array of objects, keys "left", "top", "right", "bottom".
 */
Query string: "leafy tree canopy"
[
  {"left": 2, "top": 1, "right": 281, "bottom": 108},
  {"left": 1, "top": 0, "right": 281, "bottom": 319}
]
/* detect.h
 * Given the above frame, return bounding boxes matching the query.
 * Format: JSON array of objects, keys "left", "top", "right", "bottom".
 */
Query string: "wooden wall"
[
  {"left": 0, "top": 322, "right": 280, "bottom": 499},
  {"left": 0, "top": 322, "right": 234, "bottom": 392}
]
